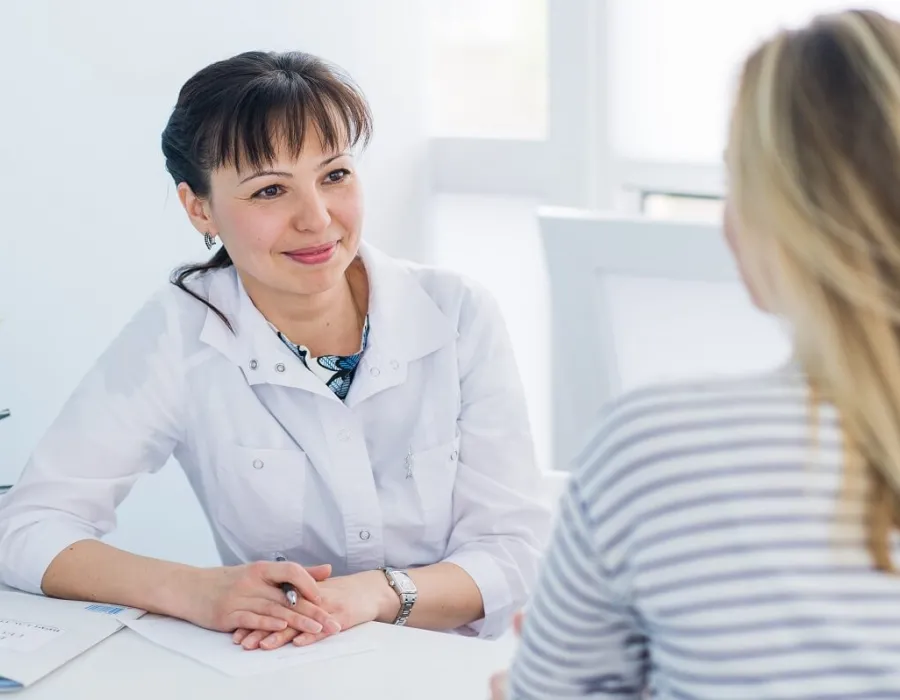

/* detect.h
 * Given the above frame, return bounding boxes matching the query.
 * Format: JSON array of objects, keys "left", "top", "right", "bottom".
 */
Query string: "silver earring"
[{"left": 203, "top": 233, "right": 216, "bottom": 250}]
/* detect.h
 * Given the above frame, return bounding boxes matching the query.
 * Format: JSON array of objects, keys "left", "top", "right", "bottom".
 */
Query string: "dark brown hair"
[{"left": 161, "top": 51, "right": 373, "bottom": 329}]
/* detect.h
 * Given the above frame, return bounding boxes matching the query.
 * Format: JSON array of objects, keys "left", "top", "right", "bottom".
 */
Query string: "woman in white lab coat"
[{"left": 0, "top": 51, "right": 550, "bottom": 651}]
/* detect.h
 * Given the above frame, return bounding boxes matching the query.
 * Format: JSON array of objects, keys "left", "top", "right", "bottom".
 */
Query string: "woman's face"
[{"left": 180, "top": 131, "right": 364, "bottom": 302}]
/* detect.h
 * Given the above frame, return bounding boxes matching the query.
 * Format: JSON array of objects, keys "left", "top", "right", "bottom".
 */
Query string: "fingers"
[
  {"left": 292, "top": 629, "right": 330, "bottom": 647},
  {"left": 255, "top": 582, "right": 306, "bottom": 607},
  {"left": 233, "top": 613, "right": 329, "bottom": 651},
  {"left": 263, "top": 562, "right": 322, "bottom": 603},
  {"left": 281, "top": 600, "right": 338, "bottom": 633},
  {"left": 236, "top": 629, "right": 268, "bottom": 650},
  {"left": 252, "top": 587, "right": 336, "bottom": 631},
  {"left": 490, "top": 671, "right": 509, "bottom": 700},
  {"left": 306, "top": 564, "right": 332, "bottom": 581},
  {"left": 513, "top": 611, "right": 524, "bottom": 636},
  {"left": 258, "top": 626, "right": 302, "bottom": 650},
  {"left": 292, "top": 614, "right": 345, "bottom": 647},
  {"left": 237, "top": 626, "right": 327, "bottom": 651},
  {"left": 230, "top": 611, "right": 288, "bottom": 632},
  {"left": 289, "top": 599, "right": 338, "bottom": 632},
  {"left": 239, "top": 627, "right": 295, "bottom": 651},
  {"left": 251, "top": 599, "right": 326, "bottom": 634},
  {"left": 223, "top": 562, "right": 338, "bottom": 646}
]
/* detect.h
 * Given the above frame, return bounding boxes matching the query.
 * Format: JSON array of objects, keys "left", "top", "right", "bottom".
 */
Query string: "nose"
[{"left": 292, "top": 185, "right": 331, "bottom": 233}]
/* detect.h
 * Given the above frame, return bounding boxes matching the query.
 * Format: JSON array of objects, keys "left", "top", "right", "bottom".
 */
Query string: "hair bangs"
[{"left": 205, "top": 67, "right": 373, "bottom": 174}]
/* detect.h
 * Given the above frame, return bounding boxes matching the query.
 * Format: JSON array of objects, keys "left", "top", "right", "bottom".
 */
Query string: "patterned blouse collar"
[{"left": 271, "top": 316, "right": 370, "bottom": 400}]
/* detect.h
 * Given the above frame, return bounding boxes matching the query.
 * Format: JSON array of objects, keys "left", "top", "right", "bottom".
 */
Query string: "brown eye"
[
  {"left": 325, "top": 168, "right": 350, "bottom": 184},
  {"left": 254, "top": 184, "right": 283, "bottom": 199}
]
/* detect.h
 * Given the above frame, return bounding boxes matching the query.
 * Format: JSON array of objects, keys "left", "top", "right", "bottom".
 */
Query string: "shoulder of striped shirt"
[{"left": 568, "top": 364, "right": 811, "bottom": 490}]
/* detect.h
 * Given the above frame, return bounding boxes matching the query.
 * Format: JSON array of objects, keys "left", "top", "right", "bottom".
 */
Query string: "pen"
[{"left": 273, "top": 553, "right": 298, "bottom": 607}]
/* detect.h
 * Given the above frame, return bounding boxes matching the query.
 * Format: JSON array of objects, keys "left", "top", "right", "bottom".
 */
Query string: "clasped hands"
[{"left": 183, "top": 561, "right": 398, "bottom": 651}]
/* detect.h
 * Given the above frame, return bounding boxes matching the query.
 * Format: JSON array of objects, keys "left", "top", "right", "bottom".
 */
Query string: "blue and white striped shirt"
[{"left": 509, "top": 366, "right": 900, "bottom": 699}]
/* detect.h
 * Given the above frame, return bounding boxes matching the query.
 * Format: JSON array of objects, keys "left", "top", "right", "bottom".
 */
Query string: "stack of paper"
[{"left": 0, "top": 591, "right": 143, "bottom": 690}]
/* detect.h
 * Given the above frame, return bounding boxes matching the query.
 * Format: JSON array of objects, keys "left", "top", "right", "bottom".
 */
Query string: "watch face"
[{"left": 398, "top": 578, "right": 416, "bottom": 594}]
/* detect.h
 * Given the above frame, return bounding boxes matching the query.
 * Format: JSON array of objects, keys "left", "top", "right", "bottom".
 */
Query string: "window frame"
[{"left": 428, "top": 0, "right": 727, "bottom": 209}]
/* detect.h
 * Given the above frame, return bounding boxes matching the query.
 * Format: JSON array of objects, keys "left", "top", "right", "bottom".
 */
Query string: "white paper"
[
  {"left": 0, "top": 592, "right": 122, "bottom": 687},
  {"left": 74, "top": 601, "right": 145, "bottom": 621},
  {"left": 124, "top": 615, "right": 376, "bottom": 677},
  {"left": 0, "top": 582, "right": 145, "bottom": 621},
  {"left": 0, "top": 618, "right": 65, "bottom": 653}
]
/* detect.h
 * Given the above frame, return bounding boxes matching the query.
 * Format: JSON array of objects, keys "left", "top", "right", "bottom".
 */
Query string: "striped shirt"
[{"left": 509, "top": 366, "right": 900, "bottom": 699}]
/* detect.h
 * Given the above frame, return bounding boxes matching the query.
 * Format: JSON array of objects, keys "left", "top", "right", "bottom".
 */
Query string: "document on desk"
[
  {"left": 0, "top": 583, "right": 144, "bottom": 622},
  {"left": 0, "top": 618, "right": 64, "bottom": 653},
  {"left": 0, "top": 592, "right": 125, "bottom": 688},
  {"left": 123, "top": 615, "right": 377, "bottom": 677}
]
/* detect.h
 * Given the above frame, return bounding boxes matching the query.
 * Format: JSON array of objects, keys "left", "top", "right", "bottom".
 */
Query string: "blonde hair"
[{"left": 728, "top": 9, "right": 900, "bottom": 570}]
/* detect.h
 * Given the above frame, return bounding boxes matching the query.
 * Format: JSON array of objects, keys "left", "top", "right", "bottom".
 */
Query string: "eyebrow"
[
  {"left": 238, "top": 153, "right": 350, "bottom": 184},
  {"left": 239, "top": 170, "right": 293, "bottom": 185},
  {"left": 316, "top": 152, "right": 350, "bottom": 170}
]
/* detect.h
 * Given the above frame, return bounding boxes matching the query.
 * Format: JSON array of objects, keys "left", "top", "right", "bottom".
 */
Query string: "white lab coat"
[{"left": 0, "top": 243, "right": 550, "bottom": 638}]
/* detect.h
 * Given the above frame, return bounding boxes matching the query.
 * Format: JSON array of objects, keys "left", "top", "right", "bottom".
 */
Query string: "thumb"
[{"left": 306, "top": 564, "right": 332, "bottom": 581}]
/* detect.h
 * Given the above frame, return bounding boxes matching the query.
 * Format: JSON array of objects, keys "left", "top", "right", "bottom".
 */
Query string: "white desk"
[{"left": 19, "top": 622, "right": 515, "bottom": 700}]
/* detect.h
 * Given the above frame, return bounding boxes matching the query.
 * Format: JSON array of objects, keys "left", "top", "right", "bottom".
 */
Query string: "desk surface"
[{"left": 19, "top": 622, "right": 515, "bottom": 700}]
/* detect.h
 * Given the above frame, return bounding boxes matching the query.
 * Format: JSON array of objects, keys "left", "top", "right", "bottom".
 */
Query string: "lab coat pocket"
[
  {"left": 411, "top": 435, "right": 461, "bottom": 543},
  {"left": 215, "top": 446, "right": 308, "bottom": 557}
]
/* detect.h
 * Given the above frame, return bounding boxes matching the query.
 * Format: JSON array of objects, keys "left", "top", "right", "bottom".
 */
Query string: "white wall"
[
  {"left": 0, "top": 1, "right": 429, "bottom": 564},
  {"left": 433, "top": 195, "right": 552, "bottom": 473}
]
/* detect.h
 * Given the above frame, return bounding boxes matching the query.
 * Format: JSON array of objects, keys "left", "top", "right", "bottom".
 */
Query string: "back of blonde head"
[{"left": 729, "top": 9, "right": 900, "bottom": 570}]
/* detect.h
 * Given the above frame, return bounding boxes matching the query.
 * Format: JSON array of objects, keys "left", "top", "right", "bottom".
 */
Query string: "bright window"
[
  {"left": 642, "top": 193, "right": 724, "bottom": 223},
  {"left": 609, "top": 0, "right": 900, "bottom": 164}
]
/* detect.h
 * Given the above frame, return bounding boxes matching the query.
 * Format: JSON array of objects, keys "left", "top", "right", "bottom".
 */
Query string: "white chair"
[{"left": 539, "top": 207, "right": 790, "bottom": 471}]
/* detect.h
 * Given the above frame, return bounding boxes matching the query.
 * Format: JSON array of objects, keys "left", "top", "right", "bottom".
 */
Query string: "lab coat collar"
[
  {"left": 199, "top": 267, "right": 335, "bottom": 397},
  {"left": 345, "top": 243, "right": 459, "bottom": 406},
  {"left": 198, "top": 242, "right": 458, "bottom": 399},
  {"left": 357, "top": 242, "right": 458, "bottom": 363}
]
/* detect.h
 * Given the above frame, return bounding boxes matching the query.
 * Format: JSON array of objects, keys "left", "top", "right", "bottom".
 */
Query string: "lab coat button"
[{"left": 252, "top": 459, "right": 264, "bottom": 470}]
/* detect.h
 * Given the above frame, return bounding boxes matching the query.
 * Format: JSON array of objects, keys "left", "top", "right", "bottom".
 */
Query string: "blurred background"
[{"left": 1, "top": 0, "right": 894, "bottom": 564}]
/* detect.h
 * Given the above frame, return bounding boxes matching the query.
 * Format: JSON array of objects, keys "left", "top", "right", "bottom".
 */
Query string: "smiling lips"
[{"left": 283, "top": 241, "right": 338, "bottom": 265}]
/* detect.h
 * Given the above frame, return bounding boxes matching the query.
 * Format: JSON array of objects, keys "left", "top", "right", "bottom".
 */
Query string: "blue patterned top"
[{"left": 275, "top": 317, "right": 370, "bottom": 400}]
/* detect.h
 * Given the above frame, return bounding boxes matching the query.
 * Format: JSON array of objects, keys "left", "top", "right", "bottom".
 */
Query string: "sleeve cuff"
[
  {"left": 443, "top": 548, "right": 515, "bottom": 640},
  {"left": 0, "top": 518, "right": 98, "bottom": 594}
]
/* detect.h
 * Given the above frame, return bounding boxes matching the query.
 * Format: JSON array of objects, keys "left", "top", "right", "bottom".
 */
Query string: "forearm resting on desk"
[
  {"left": 402, "top": 562, "right": 485, "bottom": 631},
  {"left": 42, "top": 539, "right": 196, "bottom": 614},
  {"left": 41, "top": 540, "right": 337, "bottom": 635}
]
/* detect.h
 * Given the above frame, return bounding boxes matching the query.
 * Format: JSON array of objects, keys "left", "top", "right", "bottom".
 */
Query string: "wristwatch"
[{"left": 380, "top": 566, "right": 417, "bottom": 626}]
